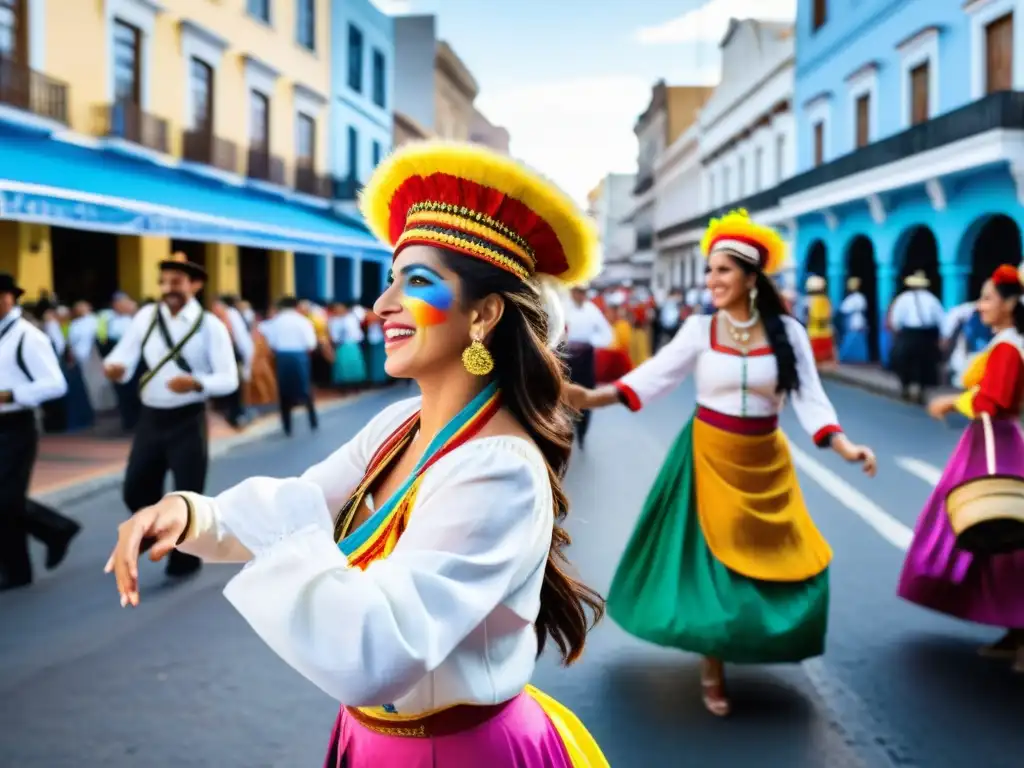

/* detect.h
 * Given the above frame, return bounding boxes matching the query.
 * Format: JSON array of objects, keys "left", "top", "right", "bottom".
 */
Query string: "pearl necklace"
[{"left": 722, "top": 310, "right": 759, "bottom": 345}]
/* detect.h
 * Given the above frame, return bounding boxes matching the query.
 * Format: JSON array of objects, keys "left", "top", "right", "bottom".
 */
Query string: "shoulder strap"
[
  {"left": 15, "top": 331, "right": 33, "bottom": 382},
  {"left": 139, "top": 308, "right": 205, "bottom": 391}
]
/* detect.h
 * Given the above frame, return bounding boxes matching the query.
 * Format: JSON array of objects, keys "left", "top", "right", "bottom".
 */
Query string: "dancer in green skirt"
[{"left": 567, "top": 211, "right": 877, "bottom": 716}]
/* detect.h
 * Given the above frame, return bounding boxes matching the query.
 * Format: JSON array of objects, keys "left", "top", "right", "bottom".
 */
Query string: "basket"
[{"left": 945, "top": 412, "right": 1024, "bottom": 555}]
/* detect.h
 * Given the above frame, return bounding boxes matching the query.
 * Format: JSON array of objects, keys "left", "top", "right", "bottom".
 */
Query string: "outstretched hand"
[{"left": 104, "top": 495, "right": 190, "bottom": 607}]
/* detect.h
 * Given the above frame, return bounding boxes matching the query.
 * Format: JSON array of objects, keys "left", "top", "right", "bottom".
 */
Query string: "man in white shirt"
[
  {"left": 889, "top": 270, "right": 946, "bottom": 403},
  {"left": 0, "top": 273, "right": 80, "bottom": 591},
  {"left": 564, "top": 285, "right": 613, "bottom": 448},
  {"left": 104, "top": 253, "right": 239, "bottom": 578},
  {"left": 211, "top": 294, "right": 255, "bottom": 428},
  {"left": 259, "top": 295, "right": 319, "bottom": 437}
]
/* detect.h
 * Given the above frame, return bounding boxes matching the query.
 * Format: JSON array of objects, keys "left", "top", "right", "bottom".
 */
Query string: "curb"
[
  {"left": 820, "top": 368, "right": 904, "bottom": 400},
  {"left": 34, "top": 395, "right": 364, "bottom": 508}
]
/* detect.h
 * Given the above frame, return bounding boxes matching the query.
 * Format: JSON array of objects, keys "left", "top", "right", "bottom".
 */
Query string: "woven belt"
[{"left": 344, "top": 699, "right": 515, "bottom": 739}]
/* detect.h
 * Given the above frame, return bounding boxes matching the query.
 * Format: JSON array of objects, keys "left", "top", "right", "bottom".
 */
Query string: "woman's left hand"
[
  {"left": 833, "top": 435, "right": 877, "bottom": 477},
  {"left": 926, "top": 394, "right": 958, "bottom": 420}
]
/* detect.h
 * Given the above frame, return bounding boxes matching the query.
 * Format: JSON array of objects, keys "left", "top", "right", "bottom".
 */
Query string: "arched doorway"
[
  {"left": 804, "top": 239, "right": 826, "bottom": 288},
  {"left": 896, "top": 226, "right": 941, "bottom": 299},
  {"left": 966, "top": 214, "right": 1022, "bottom": 299},
  {"left": 845, "top": 234, "right": 879, "bottom": 361}
]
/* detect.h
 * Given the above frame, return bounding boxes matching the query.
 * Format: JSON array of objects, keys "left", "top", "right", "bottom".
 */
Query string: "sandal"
[{"left": 700, "top": 660, "right": 731, "bottom": 717}]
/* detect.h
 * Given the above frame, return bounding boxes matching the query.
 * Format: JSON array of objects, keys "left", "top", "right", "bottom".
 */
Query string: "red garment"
[
  {"left": 973, "top": 342, "right": 1024, "bottom": 417},
  {"left": 595, "top": 349, "right": 633, "bottom": 384}
]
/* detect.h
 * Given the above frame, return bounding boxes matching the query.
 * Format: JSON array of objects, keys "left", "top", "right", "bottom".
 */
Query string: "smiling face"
[
  {"left": 977, "top": 279, "right": 1016, "bottom": 328},
  {"left": 705, "top": 251, "right": 756, "bottom": 311},
  {"left": 373, "top": 245, "right": 471, "bottom": 378}
]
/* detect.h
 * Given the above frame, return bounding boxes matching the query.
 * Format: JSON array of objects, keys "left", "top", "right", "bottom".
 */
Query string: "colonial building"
[
  {"left": 627, "top": 80, "right": 713, "bottom": 289},
  {"left": 470, "top": 107, "right": 510, "bottom": 154},
  {"left": 787, "top": 0, "right": 1024, "bottom": 361},
  {"left": 0, "top": 0, "right": 388, "bottom": 310},
  {"left": 588, "top": 174, "right": 637, "bottom": 288},
  {"left": 653, "top": 18, "right": 797, "bottom": 294}
]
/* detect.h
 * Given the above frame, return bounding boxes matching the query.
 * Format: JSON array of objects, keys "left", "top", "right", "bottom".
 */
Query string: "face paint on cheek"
[{"left": 400, "top": 268, "right": 454, "bottom": 331}]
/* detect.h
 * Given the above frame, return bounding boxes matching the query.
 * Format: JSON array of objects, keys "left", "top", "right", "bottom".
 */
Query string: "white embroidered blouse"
[
  {"left": 177, "top": 398, "right": 554, "bottom": 713},
  {"left": 615, "top": 314, "right": 842, "bottom": 445}
]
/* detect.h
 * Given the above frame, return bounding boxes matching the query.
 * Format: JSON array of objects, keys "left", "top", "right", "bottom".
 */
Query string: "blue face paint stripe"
[{"left": 402, "top": 265, "right": 453, "bottom": 312}]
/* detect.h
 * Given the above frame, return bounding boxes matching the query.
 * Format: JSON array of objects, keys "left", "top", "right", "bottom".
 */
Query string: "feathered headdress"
[
  {"left": 700, "top": 209, "right": 786, "bottom": 276},
  {"left": 359, "top": 141, "right": 600, "bottom": 286}
]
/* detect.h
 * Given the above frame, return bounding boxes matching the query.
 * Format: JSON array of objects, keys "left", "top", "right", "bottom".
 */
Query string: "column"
[
  {"left": 117, "top": 235, "right": 170, "bottom": 300},
  {"left": 321, "top": 252, "right": 334, "bottom": 302},
  {"left": 0, "top": 221, "right": 53, "bottom": 299},
  {"left": 939, "top": 262, "right": 970, "bottom": 308},
  {"left": 204, "top": 242, "right": 241, "bottom": 302},
  {"left": 269, "top": 250, "right": 295, "bottom": 302},
  {"left": 351, "top": 254, "right": 363, "bottom": 305}
]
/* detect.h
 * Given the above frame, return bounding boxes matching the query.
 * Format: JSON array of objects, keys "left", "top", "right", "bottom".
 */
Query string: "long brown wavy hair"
[{"left": 440, "top": 250, "right": 605, "bottom": 665}]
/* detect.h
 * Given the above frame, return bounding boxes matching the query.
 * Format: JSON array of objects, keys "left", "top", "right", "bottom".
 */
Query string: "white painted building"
[
  {"left": 652, "top": 122, "right": 703, "bottom": 297},
  {"left": 588, "top": 174, "right": 636, "bottom": 287}
]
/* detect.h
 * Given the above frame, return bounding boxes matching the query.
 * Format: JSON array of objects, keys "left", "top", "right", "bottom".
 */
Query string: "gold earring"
[{"left": 462, "top": 337, "right": 494, "bottom": 376}]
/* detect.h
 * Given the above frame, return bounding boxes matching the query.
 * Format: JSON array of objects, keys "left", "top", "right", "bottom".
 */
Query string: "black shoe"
[
  {"left": 165, "top": 550, "right": 202, "bottom": 579},
  {"left": 45, "top": 520, "right": 82, "bottom": 570}
]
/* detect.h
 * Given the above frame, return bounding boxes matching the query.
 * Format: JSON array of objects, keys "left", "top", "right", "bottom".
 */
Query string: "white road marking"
[
  {"left": 895, "top": 456, "right": 941, "bottom": 486},
  {"left": 789, "top": 444, "right": 913, "bottom": 552}
]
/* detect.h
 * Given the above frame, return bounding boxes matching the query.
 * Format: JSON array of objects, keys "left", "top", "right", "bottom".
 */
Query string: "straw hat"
[
  {"left": 904, "top": 270, "right": 930, "bottom": 289},
  {"left": 805, "top": 274, "right": 826, "bottom": 293}
]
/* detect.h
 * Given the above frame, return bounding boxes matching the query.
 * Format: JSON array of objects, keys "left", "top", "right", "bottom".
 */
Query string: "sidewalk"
[
  {"left": 820, "top": 363, "right": 957, "bottom": 400},
  {"left": 31, "top": 390, "right": 351, "bottom": 504}
]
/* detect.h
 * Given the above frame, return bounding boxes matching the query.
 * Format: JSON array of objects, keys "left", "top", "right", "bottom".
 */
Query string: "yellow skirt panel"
[
  {"left": 692, "top": 418, "right": 832, "bottom": 582},
  {"left": 525, "top": 685, "right": 609, "bottom": 768}
]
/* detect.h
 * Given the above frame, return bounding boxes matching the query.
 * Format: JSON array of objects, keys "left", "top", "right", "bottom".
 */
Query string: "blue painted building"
[
  {"left": 320, "top": 0, "right": 396, "bottom": 306},
  {"left": 786, "top": 0, "right": 1024, "bottom": 360}
]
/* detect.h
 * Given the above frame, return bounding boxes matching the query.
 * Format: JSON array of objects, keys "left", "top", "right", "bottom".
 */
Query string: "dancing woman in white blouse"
[
  {"left": 104, "top": 142, "right": 608, "bottom": 767},
  {"left": 567, "top": 211, "right": 877, "bottom": 718}
]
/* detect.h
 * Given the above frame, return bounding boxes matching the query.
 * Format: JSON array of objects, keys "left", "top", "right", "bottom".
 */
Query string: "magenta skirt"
[
  {"left": 898, "top": 418, "right": 1024, "bottom": 628},
  {"left": 322, "top": 694, "right": 573, "bottom": 768}
]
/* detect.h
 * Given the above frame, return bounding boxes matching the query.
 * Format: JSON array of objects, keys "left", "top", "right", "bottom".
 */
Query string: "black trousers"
[
  {"left": 123, "top": 403, "right": 208, "bottom": 573},
  {"left": 0, "top": 410, "right": 78, "bottom": 584},
  {"left": 566, "top": 343, "right": 596, "bottom": 444}
]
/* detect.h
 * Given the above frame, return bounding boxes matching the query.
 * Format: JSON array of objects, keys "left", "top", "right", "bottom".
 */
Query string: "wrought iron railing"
[
  {"left": 0, "top": 56, "right": 69, "bottom": 124},
  {"left": 295, "top": 164, "right": 331, "bottom": 197},
  {"left": 247, "top": 145, "right": 286, "bottom": 185},
  {"left": 98, "top": 101, "right": 170, "bottom": 153},
  {"left": 182, "top": 129, "right": 238, "bottom": 173}
]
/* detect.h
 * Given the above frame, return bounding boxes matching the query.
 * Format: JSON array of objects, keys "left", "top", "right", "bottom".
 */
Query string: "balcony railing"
[
  {"left": 0, "top": 56, "right": 69, "bottom": 124},
  {"left": 295, "top": 164, "right": 331, "bottom": 197},
  {"left": 97, "top": 101, "right": 170, "bottom": 154},
  {"left": 634, "top": 171, "right": 655, "bottom": 195},
  {"left": 247, "top": 145, "right": 286, "bottom": 185},
  {"left": 182, "top": 129, "right": 238, "bottom": 173},
  {"left": 333, "top": 176, "right": 364, "bottom": 201}
]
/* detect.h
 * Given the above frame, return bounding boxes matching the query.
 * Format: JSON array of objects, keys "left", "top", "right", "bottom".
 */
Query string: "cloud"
[
  {"left": 474, "top": 76, "right": 655, "bottom": 206},
  {"left": 635, "top": 0, "right": 796, "bottom": 45},
  {"left": 370, "top": 0, "right": 413, "bottom": 14}
]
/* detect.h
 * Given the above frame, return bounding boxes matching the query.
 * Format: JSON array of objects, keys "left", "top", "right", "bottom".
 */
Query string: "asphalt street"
[{"left": 1, "top": 379, "right": 1022, "bottom": 767}]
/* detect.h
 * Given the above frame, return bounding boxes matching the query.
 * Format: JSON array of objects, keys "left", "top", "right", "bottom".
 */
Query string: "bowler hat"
[
  {"left": 159, "top": 251, "right": 207, "bottom": 280},
  {"left": 0, "top": 273, "right": 25, "bottom": 298}
]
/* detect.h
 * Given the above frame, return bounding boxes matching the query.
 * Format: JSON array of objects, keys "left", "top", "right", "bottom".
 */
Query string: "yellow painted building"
[{"left": 0, "top": 0, "right": 364, "bottom": 307}]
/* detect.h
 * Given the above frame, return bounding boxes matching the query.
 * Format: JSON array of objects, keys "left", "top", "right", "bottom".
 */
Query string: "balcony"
[
  {"left": 657, "top": 185, "right": 783, "bottom": 242},
  {"left": 246, "top": 145, "right": 286, "bottom": 185},
  {"left": 333, "top": 176, "right": 364, "bottom": 201},
  {"left": 0, "top": 56, "right": 69, "bottom": 125},
  {"left": 97, "top": 101, "right": 170, "bottom": 154},
  {"left": 634, "top": 171, "right": 655, "bottom": 196},
  {"left": 182, "top": 129, "right": 239, "bottom": 174},
  {"left": 294, "top": 164, "right": 331, "bottom": 197}
]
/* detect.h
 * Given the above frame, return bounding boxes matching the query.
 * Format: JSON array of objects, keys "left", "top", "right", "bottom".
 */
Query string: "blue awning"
[{"left": 0, "top": 125, "right": 390, "bottom": 257}]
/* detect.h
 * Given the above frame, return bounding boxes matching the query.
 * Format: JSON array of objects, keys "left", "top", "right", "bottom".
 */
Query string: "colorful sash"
[{"left": 334, "top": 380, "right": 502, "bottom": 569}]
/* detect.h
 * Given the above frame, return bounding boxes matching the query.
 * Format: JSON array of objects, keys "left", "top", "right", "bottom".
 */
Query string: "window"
[
  {"left": 722, "top": 167, "right": 731, "bottom": 201},
  {"left": 372, "top": 139, "right": 381, "bottom": 168},
  {"left": 985, "top": 13, "right": 1014, "bottom": 94},
  {"left": 247, "top": 0, "right": 270, "bottom": 23},
  {"left": 812, "top": 122, "right": 824, "bottom": 166},
  {"left": 113, "top": 19, "right": 141, "bottom": 104},
  {"left": 296, "top": 0, "right": 315, "bottom": 51},
  {"left": 347, "top": 24, "right": 363, "bottom": 93},
  {"left": 0, "top": 0, "right": 26, "bottom": 65},
  {"left": 812, "top": 0, "right": 827, "bottom": 31},
  {"left": 190, "top": 58, "right": 214, "bottom": 132},
  {"left": 910, "top": 62, "right": 930, "bottom": 125},
  {"left": 249, "top": 89, "right": 269, "bottom": 146},
  {"left": 296, "top": 113, "right": 315, "bottom": 165},
  {"left": 855, "top": 93, "right": 870, "bottom": 147},
  {"left": 372, "top": 49, "right": 386, "bottom": 108},
  {"left": 347, "top": 125, "right": 358, "bottom": 180},
  {"left": 775, "top": 133, "right": 786, "bottom": 181},
  {"left": 753, "top": 146, "right": 763, "bottom": 192}
]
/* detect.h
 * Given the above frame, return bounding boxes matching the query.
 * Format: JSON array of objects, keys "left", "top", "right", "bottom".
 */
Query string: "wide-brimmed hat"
[
  {"left": 904, "top": 270, "right": 929, "bottom": 288},
  {"left": 805, "top": 274, "right": 826, "bottom": 293},
  {"left": 159, "top": 251, "right": 207, "bottom": 280},
  {"left": 0, "top": 272, "right": 25, "bottom": 298}
]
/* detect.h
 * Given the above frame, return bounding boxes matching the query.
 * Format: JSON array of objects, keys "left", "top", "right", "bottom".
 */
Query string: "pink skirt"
[
  {"left": 323, "top": 693, "right": 573, "bottom": 767},
  {"left": 898, "top": 418, "right": 1024, "bottom": 628}
]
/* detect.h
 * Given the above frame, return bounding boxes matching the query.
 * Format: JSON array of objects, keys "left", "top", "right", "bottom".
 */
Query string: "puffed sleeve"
[
  {"left": 955, "top": 342, "right": 1023, "bottom": 419},
  {"left": 177, "top": 398, "right": 421, "bottom": 563},
  {"left": 218, "top": 441, "right": 549, "bottom": 706},
  {"left": 784, "top": 316, "right": 843, "bottom": 447},
  {"left": 614, "top": 315, "right": 706, "bottom": 410}
]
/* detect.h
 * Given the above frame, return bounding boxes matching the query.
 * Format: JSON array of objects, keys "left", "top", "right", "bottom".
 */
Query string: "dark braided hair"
[{"left": 730, "top": 256, "right": 800, "bottom": 394}]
